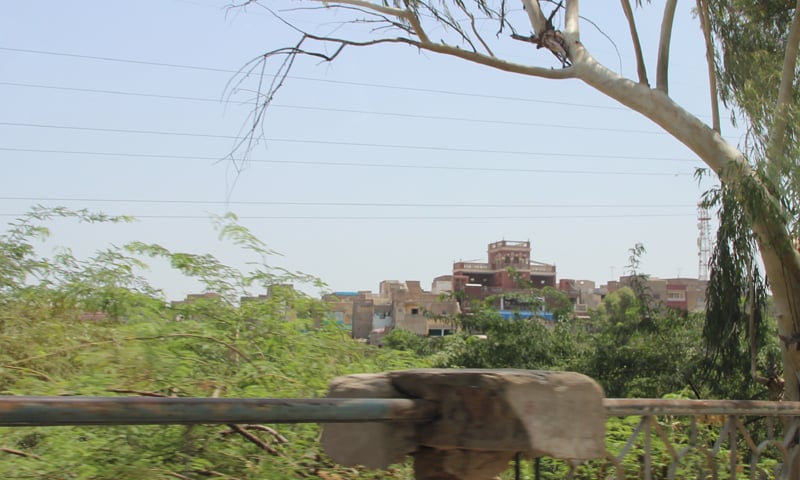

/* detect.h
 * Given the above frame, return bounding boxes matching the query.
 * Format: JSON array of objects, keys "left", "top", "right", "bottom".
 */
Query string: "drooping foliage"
[
  {"left": 709, "top": 0, "right": 799, "bottom": 164},
  {"left": 701, "top": 182, "right": 782, "bottom": 399}
]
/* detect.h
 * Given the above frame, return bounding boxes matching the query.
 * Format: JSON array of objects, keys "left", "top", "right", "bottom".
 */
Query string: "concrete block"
[
  {"left": 321, "top": 373, "right": 418, "bottom": 469},
  {"left": 390, "top": 369, "right": 605, "bottom": 459},
  {"left": 322, "top": 368, "right": 606, "bottom": 476}
]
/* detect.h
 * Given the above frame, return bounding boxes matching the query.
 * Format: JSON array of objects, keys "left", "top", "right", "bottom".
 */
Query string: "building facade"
[
  {"left": 323, "top": 279, "right": 461, "bottom": 343},
  {"left": 605, "top": 276, "right": 707, "bottom": 313},
  {"left": 452, "top": 240, "right": 556, "bottom": 291}
]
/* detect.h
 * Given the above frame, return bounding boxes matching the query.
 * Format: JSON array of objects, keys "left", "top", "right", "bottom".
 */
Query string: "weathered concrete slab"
[
  {"left": 321, "top": 373, "right": 418, "bottom": 469},
  {"left": 389, "top": 369, "right": 605, "bottom": 459},
  {"left": 322, "top": 368, "right": 605, "bottom": 476}
]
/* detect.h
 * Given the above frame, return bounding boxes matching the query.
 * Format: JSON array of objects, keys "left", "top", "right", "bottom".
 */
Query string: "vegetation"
[
  {"left": 0, "top": 209, "right": 789, "bottom": 478},
  {"left": 0, "top": 208, "right": 423, "bottom": 479}
]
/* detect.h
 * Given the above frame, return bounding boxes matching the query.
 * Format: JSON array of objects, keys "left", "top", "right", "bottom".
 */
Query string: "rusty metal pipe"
[
  {"left": 604, "top": 398, "right": 800, "bottom": 417},
  {"left": 0, "top": 396, "right": 437, "bottom": 426}
]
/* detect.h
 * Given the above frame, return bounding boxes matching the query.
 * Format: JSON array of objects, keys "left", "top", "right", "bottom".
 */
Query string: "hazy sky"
[{"left": 1, "top": 1, "right": 732, "bottom": 299}]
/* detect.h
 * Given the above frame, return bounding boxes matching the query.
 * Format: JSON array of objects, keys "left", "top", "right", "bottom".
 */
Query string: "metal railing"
[
  {"left": 0, "top": 396, "right": 435, "bottom": 426},
  {"left": 1, "top": 396, "right": 798, "bottom": 479},
  {"left": 593, "top": 399, "right": 800, "bottom": 480}
]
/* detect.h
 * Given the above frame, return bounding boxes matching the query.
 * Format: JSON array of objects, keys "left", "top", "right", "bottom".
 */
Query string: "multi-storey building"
[
  {"left": 452, "top": 240, "right": 556, "bottom": 291},
  {"left": 323, "top": 279, "right": 460, "bottom": 343},
  {"left": 451, "top": 240, "right": 560, "bottom": 320}
]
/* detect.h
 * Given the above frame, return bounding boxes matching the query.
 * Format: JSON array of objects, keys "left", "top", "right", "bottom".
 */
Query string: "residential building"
[
  {"left": 323, "top": 279, "right": 461, "bottom": 343},
  {"left": 452, "top": 240, "right": 556, "bottom": 291},
  {"left": 557, "top": 279, "right": 602, "bottom": 317},
  {"left": 605, "top": 276, "right": 708, "bottom": 313},
  {"left": 451, "top": 240, "right": 559, "bottom": 320}
]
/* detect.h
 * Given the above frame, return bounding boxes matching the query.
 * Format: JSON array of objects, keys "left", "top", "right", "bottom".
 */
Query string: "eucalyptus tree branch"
[
  {"left": 455, "top": 2, "right": 495, "bottom": 56},
  {"left": 767, "top": 0, "right": 800, "bottom": 161},
  {"left": 656, "top": 0, "right": 677, "bottom": 93},
  {"left": 520, "top": 0, "right": 548, "bottom": 35},
  {"left": 365, "top": 35, "right": 577, "bottom": 78},
  {"left": 620, "top": 0, "right": 648, "bottom": 85},
  {"left": 696, "top": 0, "right": 720, "bottom": 133},
  {"left": 314, "top": 0, "right": 431, "bottom": 42},
  {"left": 564, "top": 0, "right": 580, "bottom": 40}
]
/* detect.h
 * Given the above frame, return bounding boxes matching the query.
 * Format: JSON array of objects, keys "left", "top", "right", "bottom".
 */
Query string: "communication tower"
[{"left": 697, "top": 205, "right": 712, "bottom": 280}]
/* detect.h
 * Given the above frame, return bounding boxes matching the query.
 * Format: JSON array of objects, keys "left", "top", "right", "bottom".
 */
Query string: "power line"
[
  {"left": 0, "top": 81, "right": 670, "bottom": 136},
  {"left": 0, "top": 212, "right": 695, "bottom": 220},
  {"left": 0, "top": 195, "right": 696, "bottom": 209},
  {"left": 0, "top": 132, "right": 700, "bottom": 167},
  {"left": 0, "top": 147, "right": 694, "bottom": 176},
  {"left": 0, "top": 46, "right": 723, "bottom": 123},
  {"left": 0, "top": 46, "right": 637, "bottom": 111}
]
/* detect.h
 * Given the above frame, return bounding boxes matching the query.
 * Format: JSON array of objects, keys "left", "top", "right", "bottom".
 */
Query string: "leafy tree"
[
  {"left": 232, "top": 0, "right": 800, "bottom": 408},
  {"left": 0, "top": 209, "right": 425, "bottom": 479},
  {"left": 579, "top": 287, "right": 705, "bottom": 398}
]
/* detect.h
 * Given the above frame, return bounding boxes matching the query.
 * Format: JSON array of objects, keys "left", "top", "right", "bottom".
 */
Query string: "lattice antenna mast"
[{"left": 697, "top": 205, "right": 712, "bottom": 280}]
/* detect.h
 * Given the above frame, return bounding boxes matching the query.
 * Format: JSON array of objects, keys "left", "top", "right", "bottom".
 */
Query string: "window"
[
  {"left": 667, "top": 291, "right": 686, "bottom": 301},
  {"left": 411, "top": 308, "right": 419, "bottom": 315},
  {"left": 428, "top": 328, "right": 452, "bottom": 337}
]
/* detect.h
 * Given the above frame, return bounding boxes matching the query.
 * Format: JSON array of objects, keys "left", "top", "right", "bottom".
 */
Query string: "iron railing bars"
[
  {"left": 601, "top": 451, "right": 624, "bottom": 480},
  {"left": 0, "top": 396, "right": 436, "bottom": 426},
  {"left": 603, "top": 398, "right": 800, "bottom": 416},
  {"left": 644, "top": 416, "right": 652, "bottom": 480},
  {"left": 3, "top": 396, "right": 800, "bottom": 479}
]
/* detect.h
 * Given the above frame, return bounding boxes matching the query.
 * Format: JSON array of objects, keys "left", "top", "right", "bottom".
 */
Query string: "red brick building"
[{"left": 452, "top": 240, "right": 556, "bottom": 291}]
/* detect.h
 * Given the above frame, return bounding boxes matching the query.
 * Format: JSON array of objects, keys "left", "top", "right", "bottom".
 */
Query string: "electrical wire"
[
  {"left": 0, "top": 81, "right": 670, "bottom": 136},
  {"left": 0, "top": 46, "right": 631, "bottom": 111},
  {"left": 0, "top": 195, "right": 696, "bottom": 209},
  {"left": 0, "top": 135, "right": 700, "bottom": 168},
  {"left": 0, "top": 212, "right": 695, "bottom": 220},
  {"left": 0, "top": 147, "right": 695, "bottom": 176}
]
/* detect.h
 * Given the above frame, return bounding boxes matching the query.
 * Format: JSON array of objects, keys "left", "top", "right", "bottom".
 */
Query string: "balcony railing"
[
  {"left": 453, "top": 261, "right": 492, "bottom": 271},
  {"left": 530, "top": 263, "right": 556, "bottom": 274},
  {"left": 2, "top": 394, "right": 798, "bottom": 479}
]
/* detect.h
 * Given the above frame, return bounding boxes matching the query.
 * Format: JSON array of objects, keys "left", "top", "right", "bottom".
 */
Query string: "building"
[
  {"left": 557, "top": 279, "right": 602, "bottom": 318},
  {"left": 450, "top": 240, "right": 561, "bottom": 321},
  {"left": 323, "top": 279, "right": 461, "bottom": 343},
  {"left": 452, "top": 240, "right": 556, "bottom": 291},
  {"left": 605, "top": 276, "right": 707, "bottom": 313}
]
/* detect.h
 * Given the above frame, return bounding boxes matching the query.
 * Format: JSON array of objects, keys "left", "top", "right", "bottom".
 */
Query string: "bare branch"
[
  {"left": 768, "top": 0, "right": 800, "bottom": 159},
  {"left": 620, "top": 0, "right": 648, "bottom": 85},
  {"left": 229, "top": 423, "right": 282, "bottom": 456},
  {"left": 520, "top": 0, "right": 548, "bottom": 35},
  {"left": 696, "top": 0, "right": 720, "bottom": 133},
  {"left": 0, "top": 364, "right": 53, "bottom": 382},
  {"left": 242, "top": 424, "right": 289, "bottom": 443},
  {"left": 1, "top": 447, "right": 41, "bottom": 460},
  {"left": 227, "top": 21, "right": 576, "bottom": 162},
  {"left": 108, "top": 388, "right": 167, "bottom": 397},
  {"left": 323, "top": 0, "right": 430, "bottom": 42},
  {"left": 455, "top": 2, "right": 495, "bottom": 56},
  {"left": 656, "top": 0, "right": 677, "bottom": 93}
]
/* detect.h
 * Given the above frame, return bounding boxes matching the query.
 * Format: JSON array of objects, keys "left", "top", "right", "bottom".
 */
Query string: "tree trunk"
[
  {"left": 571, "top": 42, "right": 800, "bottom": 403},
  {"left": 756, "top": 235, "right": 800, "bottom": 402}
]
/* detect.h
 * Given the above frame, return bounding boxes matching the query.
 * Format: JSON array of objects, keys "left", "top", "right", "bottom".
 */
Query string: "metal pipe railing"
[
  {"left": 0, "top": 396, "right": 437, "bottom": 426},
  {"left": 603, "top": 398, "right": 800, "bottom": 416},
  {"left": 3, "top": 397, "right": 800, "bottom": 428}
]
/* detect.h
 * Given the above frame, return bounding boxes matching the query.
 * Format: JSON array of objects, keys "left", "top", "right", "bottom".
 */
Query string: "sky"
[{"left": 1, "top": 1, "right": 734, "bottom": 300}]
